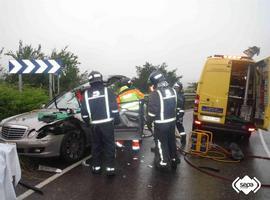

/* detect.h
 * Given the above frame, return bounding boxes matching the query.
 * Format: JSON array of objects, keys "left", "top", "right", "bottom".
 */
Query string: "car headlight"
[{"left": 28, "top": 130, "right": 38, "bottom": 138}]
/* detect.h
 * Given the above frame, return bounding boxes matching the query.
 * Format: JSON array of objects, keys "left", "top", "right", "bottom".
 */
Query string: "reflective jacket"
[
  {"left": 147, "top": 86, "right": 177, "bottom": 124},
  {"left": 176, "top": 91, "right": 185, "bottom": 118},
  {"left": 80, "top": 84, "right": 119, "bottom": 125},
  {"left": 117, "top": 86, "right": 144, "bottom": 111}
]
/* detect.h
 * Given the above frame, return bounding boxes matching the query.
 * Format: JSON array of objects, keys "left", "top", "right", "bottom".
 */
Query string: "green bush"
[{"left": 0, "top": 83, "right": 49, "bottom": 121}]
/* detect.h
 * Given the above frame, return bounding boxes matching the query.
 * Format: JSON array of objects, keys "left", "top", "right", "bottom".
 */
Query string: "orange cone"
[{"left": 132, "top": 140, "right": 140, "bottom": 151}]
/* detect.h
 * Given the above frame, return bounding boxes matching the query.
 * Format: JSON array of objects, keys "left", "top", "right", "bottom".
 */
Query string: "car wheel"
[{"left": 61, "top": 130, "right": 85, "bottom": 162}]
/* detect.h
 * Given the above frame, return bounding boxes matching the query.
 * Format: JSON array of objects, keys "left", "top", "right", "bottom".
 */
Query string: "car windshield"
[{"left": 47, "top": 91, "right": 80, "bottom": 109}]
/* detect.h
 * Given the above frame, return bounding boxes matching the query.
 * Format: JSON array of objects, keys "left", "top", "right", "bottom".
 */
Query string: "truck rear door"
[{"left": 198, "top": 58, "right": 232, "bottom": 124}]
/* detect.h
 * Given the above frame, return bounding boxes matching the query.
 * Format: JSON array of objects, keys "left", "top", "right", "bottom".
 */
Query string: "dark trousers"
[
  {"left": 91, "top": 121, "right": 115, "bottom": 168},
  {"left": 176, "top": 116, "right": 185, "bottom": 133},
  {"left": 154, "top": 121, "right": 177, "bottom": 168}
]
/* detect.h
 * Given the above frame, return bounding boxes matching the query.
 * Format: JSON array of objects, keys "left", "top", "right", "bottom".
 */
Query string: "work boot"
[
  {"left": 155, "top": 159, "right": 170, "bottom": 172},
  {"left": 171, "top": 157, "right": 180, "bottom": 170},
  {"left": 91, "top": 166, "right": 101, "bottom": 174},
  {"left": 132, "top": 140, "right": 140, "bottom": 151},
  {"left": 105, "top": 167, "right": 116, "bottom": 176},
  {"left": 180, "top": 133, "right": 186, "bottom": 145}
]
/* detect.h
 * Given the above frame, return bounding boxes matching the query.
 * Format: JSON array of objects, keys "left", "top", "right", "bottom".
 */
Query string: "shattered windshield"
[{"left": 47, "top": 91, "right": 80, "bottom": 109}]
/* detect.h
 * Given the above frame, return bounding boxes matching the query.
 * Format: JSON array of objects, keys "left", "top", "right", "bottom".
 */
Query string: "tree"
[
  {"left": 133, "top": 62, "right": 182, "bottom": 93},
  {"left": 0, "top": 47, "right": 4, "bottom": 82},
  {"left": 50, "top": 46, "right": 88, "bottom": 91},
  {"left": 185, "top": 82, "right": 198, "bottom": 93}
]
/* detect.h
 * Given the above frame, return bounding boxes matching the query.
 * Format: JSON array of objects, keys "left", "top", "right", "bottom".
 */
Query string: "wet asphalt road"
[{"left": 17, "top": 111, "right": 270, "bottom": 200}]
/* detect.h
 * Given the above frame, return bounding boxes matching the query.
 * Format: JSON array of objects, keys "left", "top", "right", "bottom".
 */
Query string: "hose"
[
  {"left": 178, "top": 144, "right": 270, "bottom": 188},
  {"left": 179, "top": 143, "right": 240, "bottom": 163}
]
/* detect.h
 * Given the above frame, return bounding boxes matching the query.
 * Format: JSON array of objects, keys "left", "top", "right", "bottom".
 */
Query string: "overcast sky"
[{"left": 0, "top": 0, "right": 270, "bottom": 85}]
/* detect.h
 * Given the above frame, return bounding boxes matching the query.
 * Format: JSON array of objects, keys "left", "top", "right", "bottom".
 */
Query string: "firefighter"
[
  {"left": 147, "top": 71, "right": 179, "bottom": 170},
  {"left": 80, "top": 71, "right": 119, "bottom": 176},
  {"left": 116, "top": 77, "right": 144, "bottom": 151},
  {"left": 174, "top": 81, "right": 186, "bottom": 145}
]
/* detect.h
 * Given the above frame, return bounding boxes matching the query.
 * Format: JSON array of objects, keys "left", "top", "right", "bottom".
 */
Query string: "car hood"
[{"left": 1, "top": 109, "right": 60, "bottom": 131}]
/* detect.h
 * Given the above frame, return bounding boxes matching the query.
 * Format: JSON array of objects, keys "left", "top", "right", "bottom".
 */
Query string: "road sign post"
[
  {"left": 49, "top": 74, "right": 53, "bottom": 100},
  {"left": 18, "top": 74, "right": 22, "bottom": 92}
]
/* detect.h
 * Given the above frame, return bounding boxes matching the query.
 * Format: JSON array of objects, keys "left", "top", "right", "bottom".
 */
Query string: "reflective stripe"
[
  {"left": 84, "top": 91, "right": 92, "bottom": 121},
  {"left": 148, "top": 112, "right": 156, "bottom": 117},
  {"left": 82, "top": 115, "right": 88, "bottom": 118},
  {"left": 91, "top": 118, "right": 113, "bottom": 124},
  {"left": 112, "top": 110, "right": 119, "bottom": 113},
  {"left": 179, "top": 110, "right": 184, "bottom": 112},
  {"left": 163, "top": 95, "right": 176, "bottom": 100},
  {"left": 172, "top": 88, "right": 177, "bottom": 103},
  {"left": 120, "top": 101, "right": 139, "bottom": 110},
  {"left": 92, "top": 166, "right": 101, "bottom": 170},
  {"left": 106, "top": 167, "right": 115, "bottom": 171},
  {"left": 104, "top": 87, "right": 110, "bottom": 118},
  {"left": 180, "top": 132, "right": 186, "bottom": 136},
  {"left": 116, "top": 141, "right": 124, "bottom": 147},
  {"left": 154, "top": 74, "right": 162, "bottom": 79},
  {"left": 132, "top": 146, "right": 140, "bottom": 150},
  {"left": 157, "top": 90, "right": 164, "bottom": 120},
  {"left": 157, "top": 139, "right": 166, "bottom": 166},
  {"left": 160, "top": 161, "right": 168, "bottom": 166},
  {"left": 88, "top": 95, "right": 105, "bottom": 100},
  {"left": 155, "top": 117, "right": 176, "bottom": 124}
]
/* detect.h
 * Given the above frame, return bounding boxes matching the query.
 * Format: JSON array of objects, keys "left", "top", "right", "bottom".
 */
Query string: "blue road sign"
[{"left": 8, "top": 59, "right": 62, "bottom": 74}]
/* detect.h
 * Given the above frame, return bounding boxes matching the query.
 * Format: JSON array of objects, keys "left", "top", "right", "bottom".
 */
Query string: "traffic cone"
[{"left": 132, "top": 140, "right": 140, "bottom": 151}]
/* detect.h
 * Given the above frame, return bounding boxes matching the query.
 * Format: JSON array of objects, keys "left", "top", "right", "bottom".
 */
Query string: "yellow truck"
[{"left": 193, "top": 55, "right": 270, "bottom": 140}]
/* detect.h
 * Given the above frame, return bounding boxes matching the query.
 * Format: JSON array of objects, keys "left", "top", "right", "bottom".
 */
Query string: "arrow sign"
[{"left": 9, "top": 59, "right": 62, "bottom": 74}]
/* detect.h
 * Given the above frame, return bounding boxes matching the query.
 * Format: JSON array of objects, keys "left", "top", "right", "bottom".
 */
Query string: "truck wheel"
[{"left": 61, "top": 130, "right": 85, "bottom": 162}]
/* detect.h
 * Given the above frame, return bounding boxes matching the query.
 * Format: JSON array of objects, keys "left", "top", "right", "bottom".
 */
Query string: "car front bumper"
[{"left": 0, "top": 134, "right": 64, "bottom": 158}]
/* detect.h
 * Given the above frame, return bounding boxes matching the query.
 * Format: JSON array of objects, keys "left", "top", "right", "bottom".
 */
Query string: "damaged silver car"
[{"left": 0, "top": 75, "right": 144, "bottom": 162}]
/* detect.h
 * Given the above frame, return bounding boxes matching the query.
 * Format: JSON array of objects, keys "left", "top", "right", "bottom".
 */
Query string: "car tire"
[{"left": 60, "top": 130, "right": 86, "bottom": 162}]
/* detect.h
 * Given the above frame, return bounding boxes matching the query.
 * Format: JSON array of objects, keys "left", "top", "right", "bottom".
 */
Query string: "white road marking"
[
  {"left": 17, "top": 155, "right": 91, "bottom": 200},
  {"left": 258, "top": 129, "right": 270, "bottom": 158}
]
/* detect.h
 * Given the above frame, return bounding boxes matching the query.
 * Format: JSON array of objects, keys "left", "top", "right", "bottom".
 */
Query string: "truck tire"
[{"left": 60, "top": 130, "right": 86, "bottom": 162}]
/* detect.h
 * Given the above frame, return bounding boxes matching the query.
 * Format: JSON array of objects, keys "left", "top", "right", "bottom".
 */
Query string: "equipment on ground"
[{"left": 189, "top": 130, "right": 213, "bottom": 154}]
